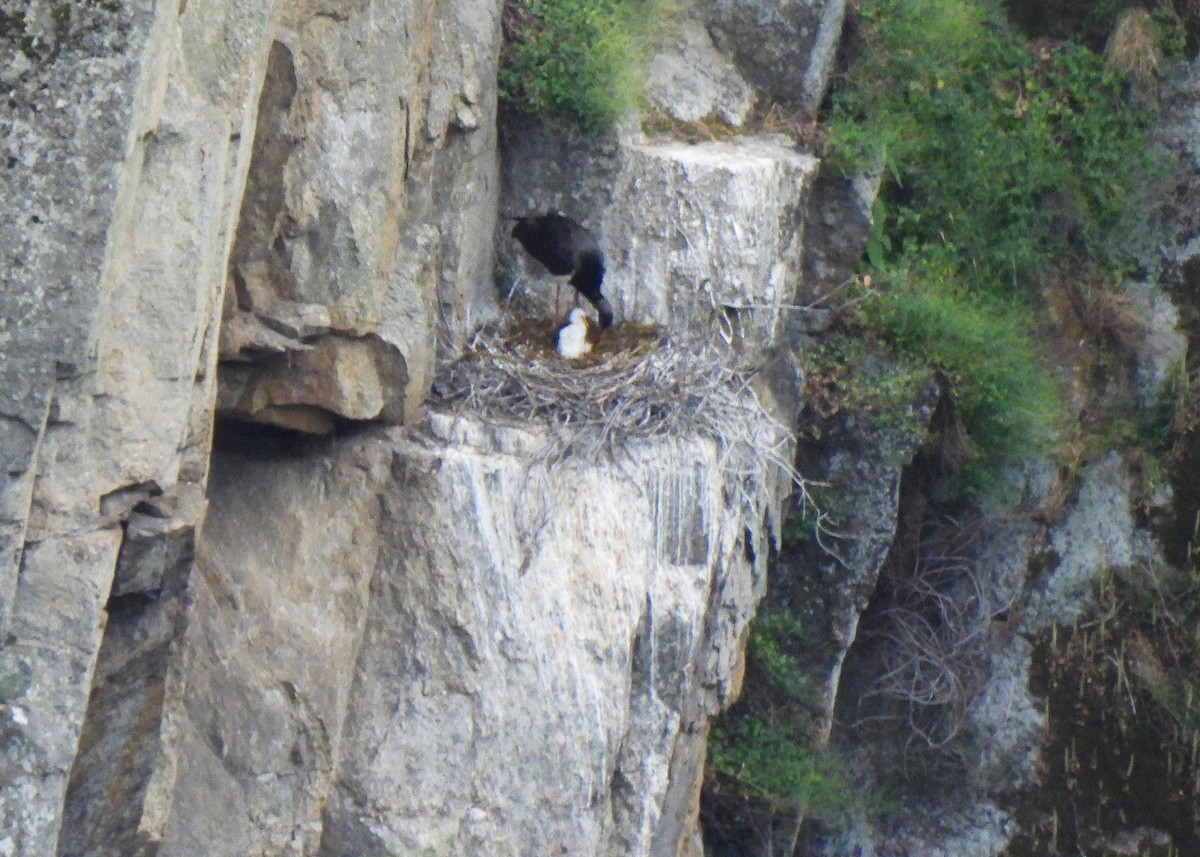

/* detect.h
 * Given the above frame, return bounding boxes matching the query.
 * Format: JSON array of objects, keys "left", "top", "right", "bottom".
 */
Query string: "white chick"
[{"left": 556, "top": 308, "right": 593, "bottom": 359}]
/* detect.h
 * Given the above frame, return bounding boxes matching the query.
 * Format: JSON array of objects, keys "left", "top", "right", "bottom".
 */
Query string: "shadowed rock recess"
[{"left": 3, "top": 1, "right": 1196, "bottom": 856}]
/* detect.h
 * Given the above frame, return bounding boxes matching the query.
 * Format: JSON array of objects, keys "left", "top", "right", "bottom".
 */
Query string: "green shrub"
[
  {"left": 1151, "top": 5, "right": 1189, "bottom": 60},
  {"left": 743, "top": 613, "right": 819, "bottom": 703},
  {"left": 499, "top": 0, "right": 665, "bottom": 132},
  {"left": 708, "top": 612, "right": 854, "bottom": 822},
  {"left": 824, "top": 0, "right": 1159, "bottom": 498},
  {"left": 802, "top": 332, "right": 938, "bottom": 470},
  {"left": 831, "top": 0, "right": 1155, "bottom": 294},
  {"left": 709, "top": 715, "right": 853, "bottom": 819},
  {"left": 865, "top": 275, "right": 1062, "bottom": 496}
]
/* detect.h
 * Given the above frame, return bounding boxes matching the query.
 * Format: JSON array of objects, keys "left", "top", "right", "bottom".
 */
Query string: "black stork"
[{"left": 509, "top": 211, "right": 614, "bottom": 330}]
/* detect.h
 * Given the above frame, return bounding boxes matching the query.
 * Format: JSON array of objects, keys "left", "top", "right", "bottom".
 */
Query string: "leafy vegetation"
[
  {"left": 867, "top": 282, "right": 1062, "bottom": 497},
  {"left": 705, "top": 612, "right": 856, "bottom": 846},
  {"left": 708, "top": 1, "right": 1183, "bottom": 850},
  {"left": 708, "top": 715, "right": 852, "bottom": 817},
  {"left": 499, "top": 0, "right": 666, "bottom": 132},
  {"left": 823, "top": 0, "right": 1167, "bottom": 497},
  {"left": 800, "top": 333, "right": 935, "bottom": 478},
  {"left": 836, "top": 24, "right": 1155, "bottom": 291}
]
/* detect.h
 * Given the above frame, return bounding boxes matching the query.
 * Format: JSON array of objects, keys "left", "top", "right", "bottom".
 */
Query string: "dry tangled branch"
[
  {"left": 430, "top": 323, "right": 830, "bottom": 543},
  {"left": 856, "top": 519, "right": 1011, "bottom": 760}
]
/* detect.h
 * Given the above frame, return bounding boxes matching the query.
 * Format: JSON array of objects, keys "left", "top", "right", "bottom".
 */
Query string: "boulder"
[
  {"left": 697, "top": 0, "right": 846, "bottom": 109},
  {"left": 645, "top": 17, "right": 757, "bottom": 127}
]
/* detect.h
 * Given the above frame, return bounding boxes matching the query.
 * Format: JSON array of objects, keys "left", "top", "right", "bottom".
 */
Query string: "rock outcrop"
[
  {"left": 216, "top": 1, "right": 502, "bottom": 429},
  {"left": 501, "top": 125, "right": 818, "bottom": 363},
  {"left": 315, "top": 416, "right": 768, "bottom": 857},
  {"left": 697, "top": 0, "right": 846, "bottom": 110},
  {"left": 2, "top": 2, "right": 274, "bottom": 850},
  {"left": 645, "top": 17, "right": 757, "bottom": 127},
  {"left": 1, "top": 0, "right": 829, "bottom": 853},
  {"left": 2, "top": 0, "right": 498, "bottom": 851}
]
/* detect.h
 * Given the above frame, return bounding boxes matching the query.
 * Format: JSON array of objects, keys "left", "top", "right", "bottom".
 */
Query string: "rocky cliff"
[
  {"left": 2, "top": 1, "right": 1197, "bottom": 856},
  {"left": 2, "top": 0, "right": 499, "bottom": 852},
  {"left": 0, "top": 0, "right": 820, "bottom": 854}
]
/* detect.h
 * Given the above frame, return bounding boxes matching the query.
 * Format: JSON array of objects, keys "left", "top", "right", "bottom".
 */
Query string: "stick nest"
[
  {"left": 430, "top": 320, "right": 818, "bottom": 544},
  {"left": 433, "top": 322, "right": 777, "bottom": 452}
]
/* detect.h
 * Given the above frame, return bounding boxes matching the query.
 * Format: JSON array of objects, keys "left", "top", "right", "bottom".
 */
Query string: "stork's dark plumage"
[{"left": 511, "top": 211, "right": 614, "bottom": 329}]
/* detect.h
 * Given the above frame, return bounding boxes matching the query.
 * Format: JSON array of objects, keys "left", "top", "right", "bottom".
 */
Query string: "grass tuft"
[
  {"left": 865, "top": 276, "right": 1062, "bottom": 497},
  {"left": 499, "top": 0, "right": 667, "bottom": 132},
  {"left": 1105, "top": 7, "right": 1161, "bottom": 84}
]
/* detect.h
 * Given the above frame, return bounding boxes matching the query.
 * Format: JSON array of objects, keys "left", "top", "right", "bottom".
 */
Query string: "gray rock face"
[
  {"left": 1023, "top": 452, "right": 1135, "bottom": 632},
  {"left": 697, "top": 0, "right": 846, "bottom": 110},
  {"left": 57, "top": 485, "right": 203, "bottom": 857},
  {"left": 826, "top": 520, "right": 1042, "bottom": 857},
  {"left": 20, "top": 0, "right": 1171, "bottom": 854},
  {"left": 604, "top": 138, "right": 817, "bottom": 357},
  {"left": 317, "top": 414, "right": 768, "bottom": 857},
  {"left": 155, "top": 435, "right": 392, "bottom": 857},
  {"left": 1, "top": 1, "right": 277, "bottom": 851},
  {"left": 5, "top": 0, "right": 818, "bottom": 853},
  {"left": 220, "top": 0, "right": 500, "bottom": 427},
  {"left": 67, "top": 405, "right": 771, "bottom": 857},
  {"left": 645, "top": 17, "right": 757, "bottom": 126},
  {"left": 0, "top": 0, "right": 151, "bottom": 628},
  {"left": 1155, "top": 57, "right": 1200, "bottom": 173},
  {"left": 808, "top": 446, "right": 1168, "bottom": 857},
  {"left": 800, "top": 168, "right": 881, "bottom": 305},
  {"left": 0, "top": 0, "right": 500, "bottom": 852},
  {"left": 1126, "top": 282, "right": 1186, "bottom": 408}
]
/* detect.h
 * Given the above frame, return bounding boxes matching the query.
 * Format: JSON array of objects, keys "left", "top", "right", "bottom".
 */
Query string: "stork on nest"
[{"left": 508, "top": 210, "right": 615, "bottom": 330}]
